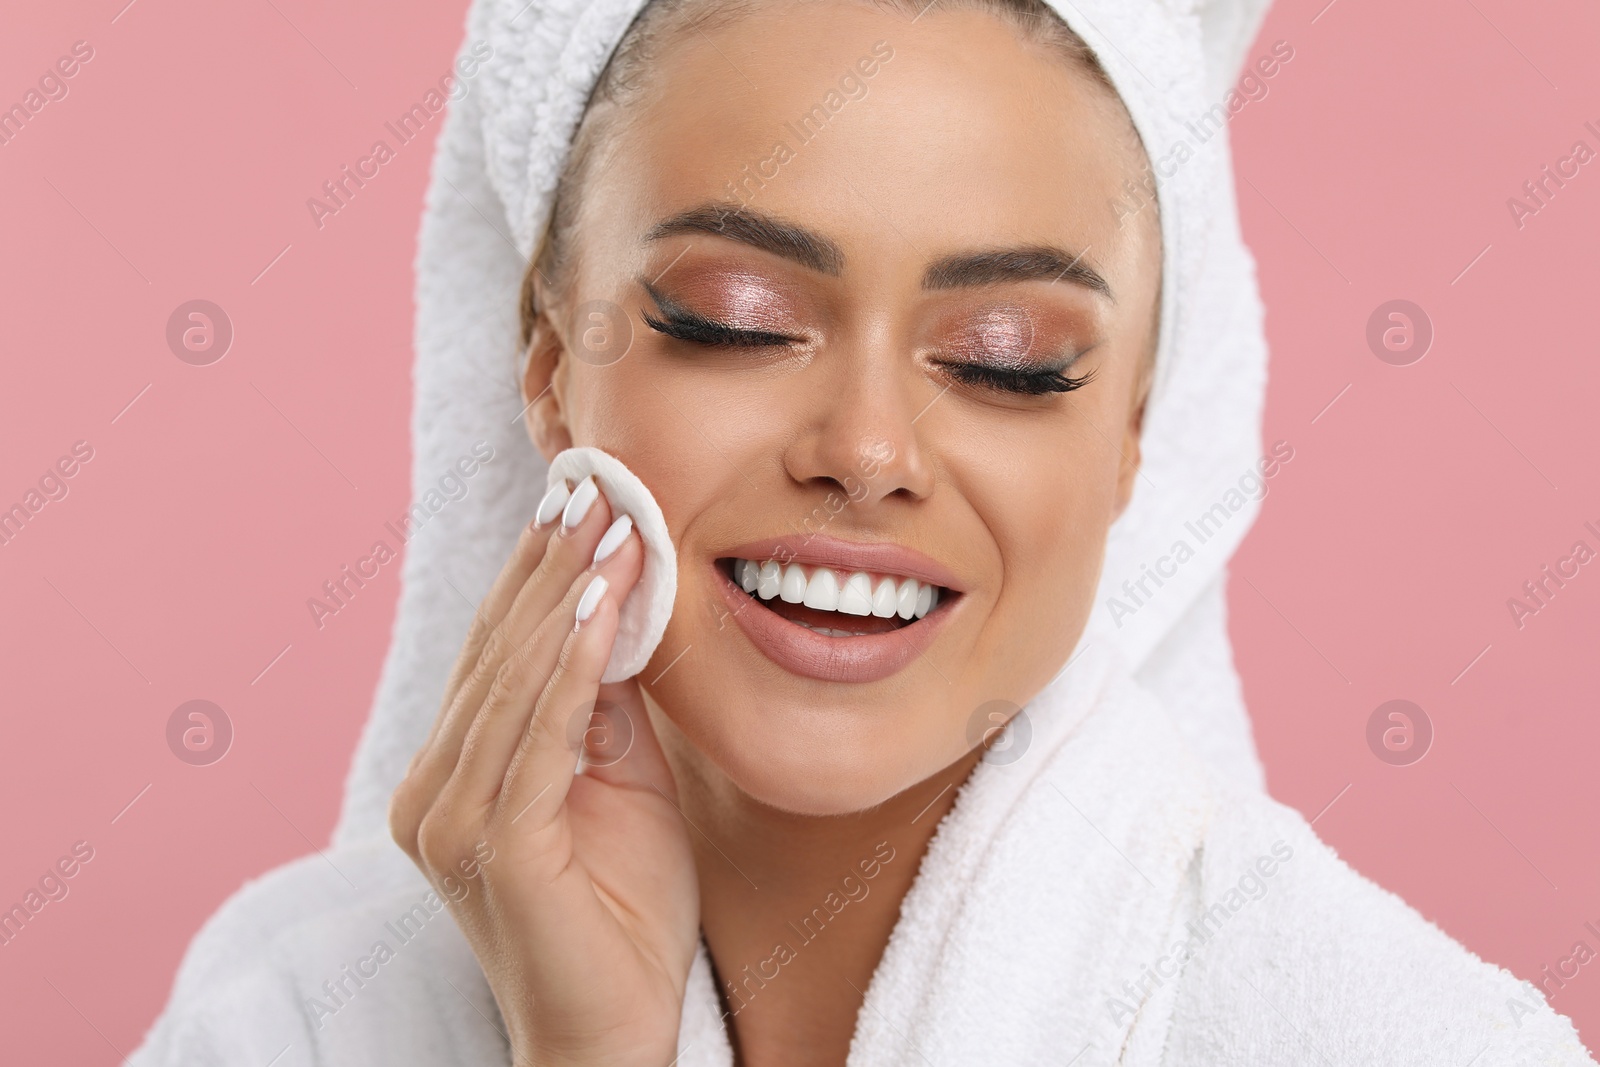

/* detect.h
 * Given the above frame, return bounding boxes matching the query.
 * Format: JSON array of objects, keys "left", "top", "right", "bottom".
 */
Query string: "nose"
[{"left": 781, "top": 346, "right": 937, "bottom": 508}]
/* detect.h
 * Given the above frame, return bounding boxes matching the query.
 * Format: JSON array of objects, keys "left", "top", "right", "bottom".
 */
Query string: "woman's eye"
[
  {"left": 641, "top": 280, "right": 799, "bottom": 348},
  {"left": 936, "top": 359, "right": 1096, "bottom": 396},
  {"left": 642, "top": 309, "right": 797, "bottom": 348},
  {"left": 639, "top": 280, "right": 1091, "bottom": 395},
  {"left": 932, "top": 304, "right": 1095, "bottom": 396}
]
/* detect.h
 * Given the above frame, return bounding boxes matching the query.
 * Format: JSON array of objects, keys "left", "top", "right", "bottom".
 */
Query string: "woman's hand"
[{"left": 389, "top": 477, "right": 699, "bottom": 1067}]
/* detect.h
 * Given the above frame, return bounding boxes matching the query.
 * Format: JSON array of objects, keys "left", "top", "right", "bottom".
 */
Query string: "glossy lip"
[
  {"left": 717, "top": 534, "right": 967, "bottom": 593},
  {"left": 712, "top": 556, "right": 959, "bottom": 685}
]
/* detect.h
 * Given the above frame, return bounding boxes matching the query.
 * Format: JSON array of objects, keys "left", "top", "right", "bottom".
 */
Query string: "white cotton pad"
[{"left": 546, "top": 447, "right": 678, "bottom": 683}]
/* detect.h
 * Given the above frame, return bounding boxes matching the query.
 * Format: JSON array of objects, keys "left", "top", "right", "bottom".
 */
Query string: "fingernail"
[
  {"left": 534, "top": 480, "right": 571, "bottom": 527},
  {"left": 562, "top": 476, "right": 599, "bottom": 530},
  {"left": 592, "top": 514, "right": 633, "bottom": 566},
  {"left": 574, "top": 573, "right": 608, "bottom": 629}
]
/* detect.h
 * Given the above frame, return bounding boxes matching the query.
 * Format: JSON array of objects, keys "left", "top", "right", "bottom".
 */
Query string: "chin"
[{"left": 747, "top": 723, "right": 945, "bottom": 818}]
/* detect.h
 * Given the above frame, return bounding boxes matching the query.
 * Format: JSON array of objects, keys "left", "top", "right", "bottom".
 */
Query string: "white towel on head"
[{"left": 125, "top": 0, "right": 1597, "bottom": 1064}]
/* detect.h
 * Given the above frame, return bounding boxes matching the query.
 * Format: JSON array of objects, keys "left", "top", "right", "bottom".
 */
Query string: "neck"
[{"left": 648, "top": 699, "right": 984, "bottom": 1067}]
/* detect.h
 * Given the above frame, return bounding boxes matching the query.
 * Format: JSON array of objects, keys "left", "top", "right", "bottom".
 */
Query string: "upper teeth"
[{"left": 733, "top": 559, "right": 941, "bottom": 620}]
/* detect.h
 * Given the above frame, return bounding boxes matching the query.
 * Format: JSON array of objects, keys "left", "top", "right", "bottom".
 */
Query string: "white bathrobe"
[
  {"left": 127, "top": 641, "right": 1592, "bottom": 1065},
  {"left": 127, "top": 0, "right": 1596, "bottom": 1063}
]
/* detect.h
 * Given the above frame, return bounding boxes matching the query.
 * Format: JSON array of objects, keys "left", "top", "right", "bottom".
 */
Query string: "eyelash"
[
  {"left": 641, "top": 286, "right": 1094, "bottom": 397},
  {"left": 931, "top": 359, "right": 1096, "bottom": 396},
  {"left": 641, "top": 308, "right": 798, "bottom": 349},
  {"left": 640, "top": 281, "right": 799, "bottom": 348}
]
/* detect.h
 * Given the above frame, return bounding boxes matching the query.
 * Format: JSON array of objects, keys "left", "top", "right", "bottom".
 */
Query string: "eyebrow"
[
  {"left": 645, "top": 204, "right": 845, "bottom": 276},
  {"left": 923, "top": 248, "right": 1113, "bottom": 301},
  {"left": 644, "top": 204, "right": 1113, "bottom": 301}
]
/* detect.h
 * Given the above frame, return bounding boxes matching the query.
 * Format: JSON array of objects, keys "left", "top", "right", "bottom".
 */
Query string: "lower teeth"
[{"left": 797, "top": 621, "right": 871, "bottom": 638}]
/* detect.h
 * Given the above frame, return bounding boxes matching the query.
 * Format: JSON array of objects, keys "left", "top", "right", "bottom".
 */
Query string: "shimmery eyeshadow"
[
  {"left": 969, "top": 304, "right": 1035, "bottom": 363},
  {"left": 661, "top": 268, "right": 801, "bottom": 333},
  {"left": 943, "top": 303, "right": 1050, "bottom": 368}
]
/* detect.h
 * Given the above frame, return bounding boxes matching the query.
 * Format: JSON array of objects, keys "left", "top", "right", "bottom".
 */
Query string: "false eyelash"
[
  {"left": 642, "top": 310, "right": 798, "bottom": 349},
  {"left": 641, "top": 282, "right": 799, "bottom": 348},
  {"left": 936, "top": 359, "right": 1097, "bottom": 396}
]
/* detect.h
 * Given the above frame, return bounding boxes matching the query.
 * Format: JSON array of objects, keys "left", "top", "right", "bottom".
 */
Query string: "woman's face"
[{"left": 525, "top": 1, "right": 1161, "bottom": 816}]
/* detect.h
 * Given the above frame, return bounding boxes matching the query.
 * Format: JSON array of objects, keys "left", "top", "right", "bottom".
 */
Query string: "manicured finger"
[
  {"left": 415, "top": 478, "right": 616, "bottom": 782},
  {"left": 446, "top": 516, "right": 645, "bottom": 813},
  {"left": 493, "top": 571, "right": 627, "bottom": 838},
  {"left": 442, "top": 479, "right": 574, "bottom": 702},
  {"left": 454, "top": 475, "right": 613, "bottom": 704},
  {"left": 413, "top": 483, "right": 572, "bottom": 765}
]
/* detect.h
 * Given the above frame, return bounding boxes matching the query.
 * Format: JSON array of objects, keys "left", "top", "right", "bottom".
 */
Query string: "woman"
[{"left": 130, "top": 0, "right": 1595, "bottom": 1064}]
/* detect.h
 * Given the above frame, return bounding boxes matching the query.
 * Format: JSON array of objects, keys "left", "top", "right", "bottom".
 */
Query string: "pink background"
[{"left": 2, "top": 0, "right": 1597, "bottom": 1060}]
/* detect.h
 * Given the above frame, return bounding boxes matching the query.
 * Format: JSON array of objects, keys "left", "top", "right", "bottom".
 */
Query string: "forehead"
[{"left": 584, "top": 2, "right": 1154, "bottom": 285}]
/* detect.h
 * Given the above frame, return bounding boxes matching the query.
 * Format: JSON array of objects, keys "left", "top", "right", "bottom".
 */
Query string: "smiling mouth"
[{"left": 719, "top": 557, "right": 948, "bottom": 637}]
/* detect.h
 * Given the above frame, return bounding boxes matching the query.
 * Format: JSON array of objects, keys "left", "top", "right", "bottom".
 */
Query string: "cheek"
[
  {"left": 561, "top": 359, "right": 771, "bottom": 651},
  {"left": 962, "top": 406, "right": 1125, "bottom": 670},
  {"left": 568, "top": 347, "right": 792, "bottom": 511},
  {"left": 564, "top": 362, "right": 717, "bottom": 544}
]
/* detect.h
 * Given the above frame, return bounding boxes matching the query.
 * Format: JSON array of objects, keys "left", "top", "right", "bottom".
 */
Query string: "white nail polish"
[
  {"left": 592, "top": 514, "right": 633, "bottom": 565},
  {"left": 575, "top": 573, "right": 608, "bottom": 627},
  {"left": 535, "top": 480, "right": 571, "bottom": 527},
  {"left": 562, "top": 476, "right": 599, "bottom": 529}
]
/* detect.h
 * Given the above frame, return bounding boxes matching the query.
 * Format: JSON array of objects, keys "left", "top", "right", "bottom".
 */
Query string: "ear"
[{"left": 522, "top": 296, "right": 574, "bottom": 463}]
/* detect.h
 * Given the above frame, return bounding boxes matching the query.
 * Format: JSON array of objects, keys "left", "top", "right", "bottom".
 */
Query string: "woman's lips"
[{"left": 713, "top": 560, "right": 955, "bottom": 684}]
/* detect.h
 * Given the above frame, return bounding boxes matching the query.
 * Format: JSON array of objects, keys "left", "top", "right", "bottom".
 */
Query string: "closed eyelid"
[
  {"left": 638, "top": 277, "right": 1097, "bottom": 370},
  {"left": 931, "top": 300, "right": 1098, "bottom": 364},
  {"left": 643, "top": 275, "right": 793, "bottom": 321},
  {"left": 639, "top": 279, "right": 801, "bottom": 346},
  {"left": 639, "top": 278, "right": 693, "bottom": 320}
]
